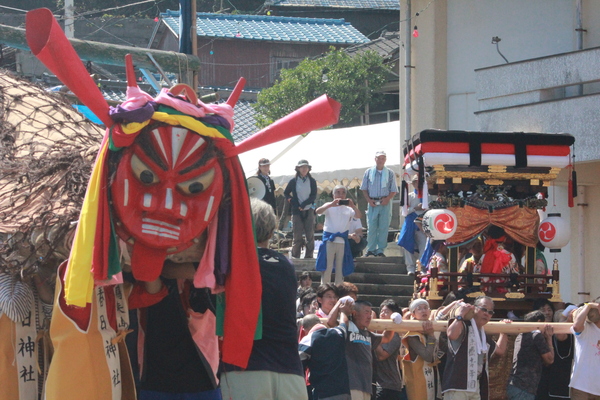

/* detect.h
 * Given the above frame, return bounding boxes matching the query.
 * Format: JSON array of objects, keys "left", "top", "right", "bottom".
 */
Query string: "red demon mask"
[{"left": 111, "top": 125, "right": 223, "bottom": 281}]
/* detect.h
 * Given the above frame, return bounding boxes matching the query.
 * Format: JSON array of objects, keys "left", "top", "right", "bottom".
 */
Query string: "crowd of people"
[
  {"left": 296, "top": 280, "right": 600, "bottom": 400},
  {"left": 276, "top": 151, "right": 397, "bottom": 286},
  {"left": 256, "top": 155, "right": 600, "bottom": 400},
  {"left": 3, "top": 151, "right": 600, "bottom": 400}
]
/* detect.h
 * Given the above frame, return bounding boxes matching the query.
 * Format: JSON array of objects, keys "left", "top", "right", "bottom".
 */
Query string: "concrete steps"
[{"left": 291, "top": 253, "right": 415, "bottom": 308}]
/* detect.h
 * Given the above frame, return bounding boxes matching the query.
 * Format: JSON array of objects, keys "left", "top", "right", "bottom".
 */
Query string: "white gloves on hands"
[
  {"left": 391, "top": 312, "right": 403, "bottom": 324},
  {"left": 339, "top": 296, "right": 355, "bottom": 307}
]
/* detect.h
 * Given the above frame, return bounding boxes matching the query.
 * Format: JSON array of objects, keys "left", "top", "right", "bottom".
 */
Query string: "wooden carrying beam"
[{"left": 321, "top": 319, "right": 573, "bottom": 335}]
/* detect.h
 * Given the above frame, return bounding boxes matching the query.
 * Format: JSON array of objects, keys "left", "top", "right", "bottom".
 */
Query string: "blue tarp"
[{"left": 72, "top": 105, "right": 104, "bottom": 125}]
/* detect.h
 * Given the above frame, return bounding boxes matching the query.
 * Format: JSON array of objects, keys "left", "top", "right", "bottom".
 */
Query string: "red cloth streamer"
[
  {"left": 220, "top": 157, "right": 262, "bottom": 368},
  {"left": 232, "top": 95, "right": 340, "bottom": 156},
  {"left": 92, "top": 136, "right": 112, "bottom": 281},
  {"left": 26, "top": 8, "right": 113, "bottom": 127}
]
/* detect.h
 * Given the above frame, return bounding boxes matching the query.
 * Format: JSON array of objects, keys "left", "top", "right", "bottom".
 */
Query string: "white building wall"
[
  {"left": 447, "top": 0, "right": 576, "bottom": 130},
  {"left": 406, "top": 0, "right": 600, "bottom": 303}
]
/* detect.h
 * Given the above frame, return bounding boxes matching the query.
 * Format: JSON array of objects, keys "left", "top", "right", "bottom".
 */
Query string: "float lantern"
[
  {"left": 421, "top": 209, "right": 458, "bottom": 240},
  {"left": 538, "top": 213, "right": 570, "bottom": 252}
]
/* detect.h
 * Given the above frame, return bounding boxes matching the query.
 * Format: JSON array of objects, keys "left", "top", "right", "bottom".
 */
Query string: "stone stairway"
[{"left": 291, "top": 255, "right": 415, "bottom": 311}]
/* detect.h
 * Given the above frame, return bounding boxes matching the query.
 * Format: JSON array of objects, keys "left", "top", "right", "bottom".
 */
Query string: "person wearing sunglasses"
[{"left": 442, "top": 296, "right": 510, "bottom": 400}]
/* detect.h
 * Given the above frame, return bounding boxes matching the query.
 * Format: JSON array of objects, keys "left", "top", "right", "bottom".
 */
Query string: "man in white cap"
[{"left": 360, "top": 151, "right": 398, "bottom": 257}]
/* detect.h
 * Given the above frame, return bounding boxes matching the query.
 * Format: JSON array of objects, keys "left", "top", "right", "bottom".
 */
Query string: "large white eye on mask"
[
  {"left": 131, "top": 154, "right": 160, "bottom": 185},
  {"left": 177, "top": 168, "right": 215, "bottom": 195}
]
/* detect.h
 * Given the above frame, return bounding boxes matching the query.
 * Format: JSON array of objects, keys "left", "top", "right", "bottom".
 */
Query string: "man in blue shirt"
[{"left": 360, "top": 151, "right": 398, "bottom": 257}]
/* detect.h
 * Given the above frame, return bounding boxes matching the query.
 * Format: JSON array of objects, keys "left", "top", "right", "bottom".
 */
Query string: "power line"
[
  {"left": 71, "top": 0, "right": 160, "bottom": 18},
  {"left": 0, "top": 4, "right": 28, "bottom": 13}
]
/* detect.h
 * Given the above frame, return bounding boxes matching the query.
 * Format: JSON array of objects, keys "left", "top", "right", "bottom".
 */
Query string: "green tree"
[{"left": 253, "top": 48, "right": 391, "bottom": 128}]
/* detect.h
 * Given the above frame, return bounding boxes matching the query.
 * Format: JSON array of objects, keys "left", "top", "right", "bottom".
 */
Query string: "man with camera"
[{"left": 315, "top": 185, "right": 362, "bottom": 285}]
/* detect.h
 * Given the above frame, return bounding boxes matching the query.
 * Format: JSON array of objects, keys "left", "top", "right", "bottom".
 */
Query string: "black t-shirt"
[
  {"left": 508, "top": 331, "right": 551, "bottom": 395},
  {"left": 140, "top": 280, "right": 215, "bottom": 393},
  {"left": 300, "top": 325, "right": 350, "bottom": 398},
  {"left": 243, "top": 247, "right": 304, "bottom": 376}
]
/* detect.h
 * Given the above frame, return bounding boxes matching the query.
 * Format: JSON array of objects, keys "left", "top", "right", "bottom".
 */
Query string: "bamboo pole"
[
  {"left": 0, "top": 24, "right": 201, "bottom": 73},
  {"left": 321, "top": 319, "right": 573, "bottom": 335}
]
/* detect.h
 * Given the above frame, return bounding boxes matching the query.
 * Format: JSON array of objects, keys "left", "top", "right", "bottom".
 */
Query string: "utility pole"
[
  {"left": 65, "top": 0, "right": 74, "bottom": 39},
  {"left": 192, "top": 0, "right": 198, "bottom": 91},
  {"left": 404, "top": 0, "right": 412, "bottom": 144}
]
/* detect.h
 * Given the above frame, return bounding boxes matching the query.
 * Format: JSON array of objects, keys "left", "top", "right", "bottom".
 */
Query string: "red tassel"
[{"left": 568, "top": 177, "right": 574, "bottom": 208}]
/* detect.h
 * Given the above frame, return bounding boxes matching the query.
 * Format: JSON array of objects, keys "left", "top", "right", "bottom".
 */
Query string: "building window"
[{"left": 270, "top": 57, "right": 300, "bottom": 83}]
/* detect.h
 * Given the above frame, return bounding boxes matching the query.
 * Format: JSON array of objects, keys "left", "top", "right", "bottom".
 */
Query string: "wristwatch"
[{"left": 455, "top": 315, "right": 463, "bottom": 321}]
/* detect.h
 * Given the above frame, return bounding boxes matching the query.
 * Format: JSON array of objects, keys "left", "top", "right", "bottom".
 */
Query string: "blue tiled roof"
[
  {"left": 345, "top": 31, "right": 399, "bottom": 59},
  {"left": 161, "top": 11, "right": 369, "bottom": 44},
  {"left": 268, "top": 0, "right": 400, "bottom": 10},
  {"left": 227, "top": 99, "right": 259, "bottom": 143}
]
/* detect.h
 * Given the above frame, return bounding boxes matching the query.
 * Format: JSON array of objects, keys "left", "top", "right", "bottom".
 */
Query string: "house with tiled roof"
[
  {"left": 151, "top": 11, "right": 369, "bottom": 89},
  {"left": 264, "top": 0, "right": 399, "bottom": 38},
  {"left": 342, "top": 30, "right": 399, "bottom": 125}
]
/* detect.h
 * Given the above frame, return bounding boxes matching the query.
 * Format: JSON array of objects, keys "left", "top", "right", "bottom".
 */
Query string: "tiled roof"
[
  {"left": 161, "top": 11, "right": 369, "bottom": 44},
  {"left": 228, "top": 99, "right": 259, "bottom": 143},
  {"left": 100, "top": 87, "right": 128, "bottom": 103},
  {"left": 345, "top": 31, "right": 399, "bottom": 60},
  {"left": 267, "top": 0, "right": 400, "bottom": 9}
]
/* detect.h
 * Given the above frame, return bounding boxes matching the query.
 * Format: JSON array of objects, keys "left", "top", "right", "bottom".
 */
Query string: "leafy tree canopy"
[{"left": 253, "top": 48, "right": 391, "bottom": 128}]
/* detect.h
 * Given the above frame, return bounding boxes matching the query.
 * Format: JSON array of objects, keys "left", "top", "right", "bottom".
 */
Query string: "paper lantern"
[
  {"left": 538, "top": 213, "right": 570, "bottom": 252},
  {"left": 422, "top": 209, "right": 458, "bottom": 240}
]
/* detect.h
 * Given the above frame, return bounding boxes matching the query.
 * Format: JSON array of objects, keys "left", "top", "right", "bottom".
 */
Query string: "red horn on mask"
[
  {"left": 125, "top": 53, "right": 138, "bottom": 88},
  {"left": 26, "top": 8, "right": 113, "bottom": 127},
  {"left": 226, "top": 77, "right": 246, "bottom": 107},
  {"left": 231, "top": 94, "right": 340, "bottom": 156}
]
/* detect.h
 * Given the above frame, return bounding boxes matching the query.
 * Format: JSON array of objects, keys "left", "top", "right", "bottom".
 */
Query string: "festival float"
[{"left": 402, "top": 129, "right": 575, "bottom": 313}]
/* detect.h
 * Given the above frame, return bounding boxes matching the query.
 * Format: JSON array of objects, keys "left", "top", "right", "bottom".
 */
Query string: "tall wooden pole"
[
  {"left": 0, "top": 24, "right": 201, "bottom": 73},
  {"left": 321, "top": 319, "right": 573, "bottom": 335},
  {"left": 64, "top": 0, "right": 74, "bottom": 39},
  {"left": 191, "top": 0, "right": 199, "bottom": 92}
]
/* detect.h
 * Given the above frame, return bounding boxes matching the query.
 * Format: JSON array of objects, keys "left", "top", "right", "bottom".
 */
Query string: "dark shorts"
[
  {"left": 138, "top": 389, "right": 222, "bottom": 400},
  {"left": 375, "top": 387, "right": 407, "bottom": 400}
]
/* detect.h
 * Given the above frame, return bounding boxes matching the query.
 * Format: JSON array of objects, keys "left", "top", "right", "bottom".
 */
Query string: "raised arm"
[
  {"left": 447, "top": 304, "right": 473, "bottom": 340},
  {"left": 348, "top": 198, "right": 362, "bottom": 219},
  {"left": 326, "top": 296, "right": 354, "bottom": 328},
  {"left": 573, "top": 302, "right": 599, "bottom": 333},
  {"left": 316, "top": 200, "right": 337, "bottom": 215},
  {"left": 540, "top": 324, "right": 555, "bottom": 365}
]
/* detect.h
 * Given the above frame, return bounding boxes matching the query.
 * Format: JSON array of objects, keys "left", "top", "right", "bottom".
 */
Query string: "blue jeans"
[
  {"left": 366, "top": 202, "right": 392, "bottom": 254},
  {"left": 506, "top": 384, "right": 535, "bottom": 400}
]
